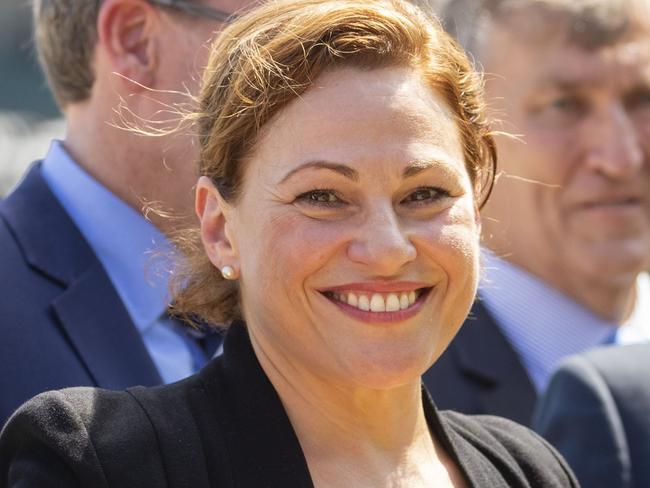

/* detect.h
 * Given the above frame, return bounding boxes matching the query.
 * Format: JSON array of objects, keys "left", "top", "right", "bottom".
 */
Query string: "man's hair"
[
  {"left": 440, "top": 0, "right": 650, "bottom": 60},
  {"left": 33, "top": 0, "right": 101, "bottom": 108},
  {"left": 171, "top": 0, "right": 496, "bottom": 325}
]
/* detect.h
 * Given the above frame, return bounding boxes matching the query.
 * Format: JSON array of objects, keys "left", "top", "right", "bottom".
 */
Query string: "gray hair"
[
  {"left": 439, "top": 0, "right": 650, "bottom": 60},
  {"left": 32, "top": 0, "right": 206, "bottom": 109}
]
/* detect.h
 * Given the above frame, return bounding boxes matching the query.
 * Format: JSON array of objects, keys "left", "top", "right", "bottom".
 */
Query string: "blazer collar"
[
  {"left": 1, "top": 164, "right": 161, "bottom": 387},
  {"left": 198, "top": 322, "right": 315, "bottom": 488},
  {"left": 198, "top": 323, "right": 524, "bottom": 488}
]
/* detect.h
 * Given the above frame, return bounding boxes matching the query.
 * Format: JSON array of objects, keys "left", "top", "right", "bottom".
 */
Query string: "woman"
[{"left": 0, "top": 1, "right": 577, "bottom": 486}]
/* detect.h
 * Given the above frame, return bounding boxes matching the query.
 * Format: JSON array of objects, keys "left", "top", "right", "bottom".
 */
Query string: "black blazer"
[
  {"left": 0, "top": 165, "right": 162, "bottom": 428},
  {"left": 533, "top": 344, "right": 650, "bottom": 488},
  {"left": 0, "top": 323, "right": 578, "bottom": 488},
  {"left": 423, "top": 301, "right": 537, "bottom": 426}
]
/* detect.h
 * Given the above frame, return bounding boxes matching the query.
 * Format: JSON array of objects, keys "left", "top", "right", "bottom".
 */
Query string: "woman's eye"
[
  {"left": 402, "top": 187, "right": 448, "bottom": 206},
  {"left": 295, "top": 189, "right": 345, "bottom": 207}
]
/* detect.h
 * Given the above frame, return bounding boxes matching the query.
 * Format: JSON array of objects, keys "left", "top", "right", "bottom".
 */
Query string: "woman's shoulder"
[
  {"left": 1, "top": 387, "right": 148, "bottom": 450},
  {"left": 439, "top": 410, "right": 580, "bottom": 487},
  {"left": 0, "top": 376, "right": 212, "bottom": 487}
]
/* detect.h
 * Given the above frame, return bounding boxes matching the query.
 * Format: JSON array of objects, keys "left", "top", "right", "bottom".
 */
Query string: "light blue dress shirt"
[
  {"left": 42, "top": 140, "right": 200, "bottom": 383},
  {"left": 479, "top": 249, "right": 650, "bottom": 393}
]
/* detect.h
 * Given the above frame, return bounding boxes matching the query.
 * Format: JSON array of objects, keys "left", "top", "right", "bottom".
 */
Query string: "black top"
[{"left": 0, "top": 323, "right": 578, "bottom": 488}]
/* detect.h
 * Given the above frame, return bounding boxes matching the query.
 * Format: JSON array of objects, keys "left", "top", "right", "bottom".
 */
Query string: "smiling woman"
[
  {"left": 193, "top": 64, "right": 479, "bottom": 393},
  {"left": 0, "top": 1, "right": 578, "bottom": 487}
]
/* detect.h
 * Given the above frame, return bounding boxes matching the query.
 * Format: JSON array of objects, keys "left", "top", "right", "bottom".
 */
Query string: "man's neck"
[
  {"left": 486, "top": 247, "right": 639, "bottom": 324},
  {"left": 64, "top": 103, "right": 195, "bottom": 235}
]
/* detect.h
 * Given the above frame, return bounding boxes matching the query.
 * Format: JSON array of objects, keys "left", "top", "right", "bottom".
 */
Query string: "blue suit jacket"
[
  {"left": 0, "top": 164, "right": 162, "bottom": 427},
  {"left": 423, "top": 301, "right": 537, "bottom": 426},
  {"left": 533, "top": 344, "right": 650, "bottom": 488}
]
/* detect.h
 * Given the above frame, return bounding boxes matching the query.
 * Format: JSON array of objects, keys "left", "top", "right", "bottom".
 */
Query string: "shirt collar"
[
  {"left": 478, "top": 249, "right": 648, "bottom": 392},
  {"left": 618, "top": 272, "right": 650, "bottom": 344},
  {"left": 41, "top": 140, "right": 172, "bottom": 332}
]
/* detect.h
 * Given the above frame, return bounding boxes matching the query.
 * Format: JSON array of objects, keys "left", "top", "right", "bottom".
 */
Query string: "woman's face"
[{"left": 211, "top": 66, "right": 480, "bottom": 389}]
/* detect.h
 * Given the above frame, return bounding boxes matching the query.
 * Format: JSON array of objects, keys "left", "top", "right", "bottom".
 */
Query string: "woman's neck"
[{"left": 249, "top": 333, "right": 465, "bottom": 488}]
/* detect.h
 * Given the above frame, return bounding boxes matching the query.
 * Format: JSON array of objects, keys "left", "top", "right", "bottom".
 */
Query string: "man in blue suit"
[
  {"left": 424, "top": 0, "right": 650, "bottom": 426},
  {"left": 0, "top": 0, "right": 255, "bottom": 427},
  {"left": 534, "top": 344, "right": 650, "bottom": 488}
]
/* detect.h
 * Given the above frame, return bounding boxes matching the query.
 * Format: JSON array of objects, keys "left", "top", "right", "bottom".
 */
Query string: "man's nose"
[
  {"left": 585, "top": 103, "right": 644, "bottom": 179},
  {"left": 346, "top": 203, "right": 417, "bottom": 276}
]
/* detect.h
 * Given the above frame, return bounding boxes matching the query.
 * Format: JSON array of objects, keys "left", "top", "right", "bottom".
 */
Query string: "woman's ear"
[
  {"left": 196, "top": 176, "right": 239, "bottom": 272},
  {"left": 97, "top": 0, "right": 158, "bottom": 90}
]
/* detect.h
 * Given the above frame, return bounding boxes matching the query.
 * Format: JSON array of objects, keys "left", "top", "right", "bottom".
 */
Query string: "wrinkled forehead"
[
  {"left": 478, "top": 0, "right": 650, "bottom": 86},
  {"left": 479, "top": 0, "right": 650, "bottom": 55},
  {"left": 534, "top": 37, "right": 650, "bottom": 93}
]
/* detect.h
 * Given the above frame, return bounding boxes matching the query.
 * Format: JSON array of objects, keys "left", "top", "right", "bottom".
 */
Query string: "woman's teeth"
[{"left": 330, "top": 291, "right": 418, "bottom": 312}]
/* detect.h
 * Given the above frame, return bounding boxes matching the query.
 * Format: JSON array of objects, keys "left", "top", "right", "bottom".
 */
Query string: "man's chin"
[{"left": 574, "top": 240, "right": 649, "bottom": 284}]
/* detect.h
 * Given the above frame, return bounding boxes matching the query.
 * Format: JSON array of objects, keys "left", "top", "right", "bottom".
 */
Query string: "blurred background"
[{"left": 0, "top": 0, "right": 64, "bottom": 196}]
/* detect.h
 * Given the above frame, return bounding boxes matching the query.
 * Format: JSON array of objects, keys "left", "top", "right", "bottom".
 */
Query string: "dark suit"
[
  {"left": 423, "top": 301, "right": 537, "bottom": 426},
  {"left": 0, "top": 164, "right": 161, "bottom": 427},
  {"left": 533, "top": 344, "right": 650, "bottom": 488},
  {"left": 0, "top": 322, "right": 578, "bottom": 488}
]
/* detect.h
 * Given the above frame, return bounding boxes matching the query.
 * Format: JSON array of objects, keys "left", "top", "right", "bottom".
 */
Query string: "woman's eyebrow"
[
  {"left": 279, "top": 161, "right": 359, "bottom": 183},
  {"left": 403, "top": 159, "right": 448, "bottom": 178}
]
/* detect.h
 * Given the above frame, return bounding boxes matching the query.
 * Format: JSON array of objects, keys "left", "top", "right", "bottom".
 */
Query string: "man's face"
[
  {"left": 481, "top": 19, "right": 650, "bottom": 314},
  {"left": 154, "top": 0, "right": 252, "bottom": 94}
]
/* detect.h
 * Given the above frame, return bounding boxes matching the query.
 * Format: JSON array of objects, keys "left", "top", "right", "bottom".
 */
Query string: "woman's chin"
[
  {"left": 344, "top": 370, "right": 423, "bottom": 392},
  {"left": 336, "top": 349, "right": 437, "bottom": 391}
]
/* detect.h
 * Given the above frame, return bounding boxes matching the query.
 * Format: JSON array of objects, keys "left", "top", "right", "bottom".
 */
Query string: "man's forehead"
[
  {"left": 484, "top": 0, "right": 650, "bottom": 51},
  {"left": 530, "top": 36, "right": 650, "bottom": 91},
  {"left": 482, "top": 2, "right": 650, "bottom": 69}
]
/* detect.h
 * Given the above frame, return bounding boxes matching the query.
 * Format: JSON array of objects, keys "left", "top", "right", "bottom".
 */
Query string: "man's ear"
[
  {"left": 97, "top": 0, "right": 159, "bottom": 90},
  {"left": 196, "top": 176, "right": 239, "bottom": 272}
]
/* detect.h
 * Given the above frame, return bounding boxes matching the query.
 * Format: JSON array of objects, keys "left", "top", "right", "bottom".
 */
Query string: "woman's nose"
[{"left": 346, "top": 203, "right": 417, "bottom": 275}]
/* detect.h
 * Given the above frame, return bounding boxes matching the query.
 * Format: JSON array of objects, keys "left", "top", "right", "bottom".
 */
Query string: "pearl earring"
[{"left": 221, "top": 265, "right": 236, "bottom": 280}]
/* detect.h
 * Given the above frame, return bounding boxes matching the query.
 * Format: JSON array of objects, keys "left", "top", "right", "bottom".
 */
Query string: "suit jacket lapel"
[
  {"left": 1, "top": 164, "right": 161, "bottom": 388},
  {"left": 52, "top": 261, "right": 162, "bottom": 388},
  {"left": 453, "top": 302, "right": 537, "bottom": 425},
  {"left": 1, "top": 164, "right": 94, "bottom": 286}
]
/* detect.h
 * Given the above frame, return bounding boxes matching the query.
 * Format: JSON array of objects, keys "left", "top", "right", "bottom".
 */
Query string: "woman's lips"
[{"left": 320, "top": 287, "right": 432, "bottom": 323}]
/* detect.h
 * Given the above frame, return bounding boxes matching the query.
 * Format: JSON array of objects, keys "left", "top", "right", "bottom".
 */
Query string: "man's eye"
[
  {"left": 295, "top": 189, "right": 344, "bottom": 207},
  {"left": 402, "top": 187, "right": 448, "bottom": 206},
  {"left": 627, "top": 89, "right": 650, "bottom": 110},
  {"left": 549, "top": 96, "right": 586, "bottom": 114}
]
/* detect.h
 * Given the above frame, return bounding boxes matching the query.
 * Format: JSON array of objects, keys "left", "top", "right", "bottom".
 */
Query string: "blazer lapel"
[
  {"left": 2, "top": 164, "right": 161, "bottom": 388},
  {"left": 452, "top": 302, "right": 537, "bottom": 425},
  {"left": 199, "top": 323, "right": 315, "bottom": 488},
  {"left": 52, "top": 261, "right": 162, "bottom": 388}
]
